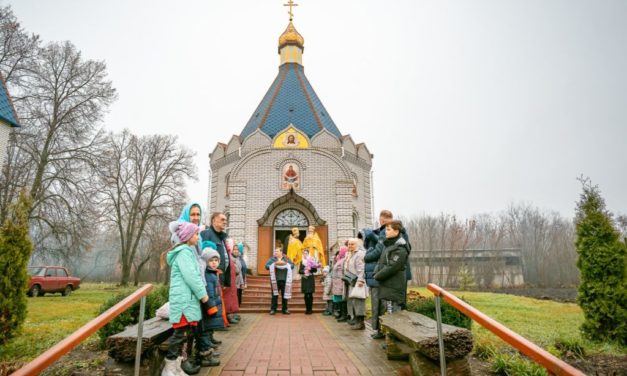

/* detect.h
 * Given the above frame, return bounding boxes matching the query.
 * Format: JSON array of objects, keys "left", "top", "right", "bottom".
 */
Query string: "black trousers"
[
  {"left": 271, "top": 280, "right": 288, "bottom": 312},
  {"left": 167, "top": 324, "right": 199, "bottom": 360},
  {"left": 304, "top": 293, "right": 313, "bottom": 312},
  {"left": 237, "top": 288, "right": 243, "bottom": 306}
]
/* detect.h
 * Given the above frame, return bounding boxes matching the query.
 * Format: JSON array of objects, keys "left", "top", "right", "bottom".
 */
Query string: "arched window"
[
  {"left": 274, "top": 209, "right": 309, "bottom": 227},
  {"left": 352, "top": 212, "right": 359, "bottom": 237}
]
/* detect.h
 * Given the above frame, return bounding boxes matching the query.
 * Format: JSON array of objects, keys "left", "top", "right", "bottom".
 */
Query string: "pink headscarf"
[
  {"left": 176, "top": 222, "right": 199, "bottom": 242},
  {"left": 337, "top": 246, "right": 348, "bottom": 260}
]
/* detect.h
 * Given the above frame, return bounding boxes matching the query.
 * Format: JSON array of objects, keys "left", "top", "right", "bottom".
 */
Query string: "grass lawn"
[
  {"left": 0, "top": 283, "right": 133, "bottom": 363},
  {"left": 409, "top": 287, "right": 626, "bottom": 356}
]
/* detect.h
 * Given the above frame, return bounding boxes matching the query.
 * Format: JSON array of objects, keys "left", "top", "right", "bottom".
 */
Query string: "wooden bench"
[
  {"left": 380, "top": 310, "right": 473, "bottom": 375},
  {"left": 104, "top": 317, "right": 172, "bottom": 376}
]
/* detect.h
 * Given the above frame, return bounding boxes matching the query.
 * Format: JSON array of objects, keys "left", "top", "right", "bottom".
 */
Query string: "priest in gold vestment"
[
  {"left": 285, "top": 227, "right": 304, "bottom": 268},
  {"left": 303, "top": 225, "right": 327, "bottom": 267}
]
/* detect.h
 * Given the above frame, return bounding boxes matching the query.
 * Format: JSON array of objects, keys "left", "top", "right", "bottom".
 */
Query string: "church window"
[
  {"left": 352, "top": 212, "right": 359, "bottom": 237},
  {"left": 274, "top": 209, "right": 308, "bottom": 227}
]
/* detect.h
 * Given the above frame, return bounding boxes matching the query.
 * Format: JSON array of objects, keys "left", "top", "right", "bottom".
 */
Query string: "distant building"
[
  {"left": 410, "top": 249, "right": 525, "bottom": 288},
  {"left": 0, "top": 75, "right": 20, "bottom": 166},
  {"left": 208, "top": 20, "right": 373, "bottom": 275}
]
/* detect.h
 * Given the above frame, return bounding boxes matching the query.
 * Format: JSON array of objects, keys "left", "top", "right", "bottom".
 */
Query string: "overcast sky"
[{"left": 9, "top": 0, "right": 627, "bottom": 221}]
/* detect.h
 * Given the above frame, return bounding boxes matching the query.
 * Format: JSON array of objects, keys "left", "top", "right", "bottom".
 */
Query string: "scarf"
[{"left": 269, "top": 262, "right": 292, "bottom": 300}]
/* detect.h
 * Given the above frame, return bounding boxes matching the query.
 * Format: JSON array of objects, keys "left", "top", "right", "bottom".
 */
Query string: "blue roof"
[
  {"left": 0, "top": 77, "right": 18, "bottom": 127},
  {"left": 240, "top": 63, "right": 341, "bottom": 140}
]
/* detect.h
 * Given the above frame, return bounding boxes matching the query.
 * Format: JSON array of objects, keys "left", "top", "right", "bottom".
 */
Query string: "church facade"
[{"left": 208, "top": 21, "right": 373, "bottom": 275}]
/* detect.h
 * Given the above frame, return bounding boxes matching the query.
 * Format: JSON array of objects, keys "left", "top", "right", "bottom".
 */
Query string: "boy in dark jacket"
[
  {"left": 197, "top": 246, "right": 226, "bottom": 368},
  {"left": 374, "top": 220, "right": 410, "bottom": 317}
]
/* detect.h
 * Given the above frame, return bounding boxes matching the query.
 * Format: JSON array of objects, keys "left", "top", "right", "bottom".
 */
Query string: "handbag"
[
  {"left": 342, "top": 271, "right": 358, "bottom": 286},
  {"left": 349, "top": 284, "right": 367, "bottom": 299}
]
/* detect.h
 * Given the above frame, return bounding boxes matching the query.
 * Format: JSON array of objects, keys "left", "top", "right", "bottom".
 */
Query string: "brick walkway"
[{"left": 204, "top": 314, "right": 405, "bottom": 375}]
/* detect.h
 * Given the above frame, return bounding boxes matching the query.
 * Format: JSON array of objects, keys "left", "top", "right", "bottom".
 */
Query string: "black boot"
[
  {"left": 336, "top": 302, "right": 348, "bottom": 322},
  {"left": 209, "top": 332, "right": 222, "bottom": 345},
  {"left": 333, "top": 302, "right": 340, "bottom": 318},
  {"left": 181, "top": 357, "right": 201, "bottom": 374},
  {"left": 197, "top": 350, "right": 220, "bottom": 367},
  {"left": 351, "top": 316, "right": 365, "bottom": 330}
]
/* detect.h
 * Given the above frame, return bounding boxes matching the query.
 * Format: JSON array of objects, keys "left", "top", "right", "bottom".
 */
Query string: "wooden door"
[
  {"left": 257, "top": 226, "right": 273, "bottom": 275},
  {"left": 315, "top": 225, "right": 329, "bottom": 266}
]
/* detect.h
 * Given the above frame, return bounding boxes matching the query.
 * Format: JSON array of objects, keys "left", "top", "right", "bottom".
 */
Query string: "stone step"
[{"left": 241, "top": 296, "right": 326, "bottom": 304}]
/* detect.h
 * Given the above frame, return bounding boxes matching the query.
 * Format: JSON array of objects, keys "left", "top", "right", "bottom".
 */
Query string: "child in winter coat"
[
  {"left": 197, "top": 244, "right": 229, "bottom": 367},
  {"left": 331, "top": 246, "right": 348, "bottom": 321},
  {"left": 162, "top": 222, "right": 208, "bottom": 376},
  {"left": 321, "top": 266, "right": 333, "bottom": 315}
]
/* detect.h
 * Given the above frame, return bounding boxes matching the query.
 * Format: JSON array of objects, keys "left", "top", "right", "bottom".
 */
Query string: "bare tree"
[
  {"left": 96, "top": 130, "right": 196, "bottom": 286},
  {"left": 0, "top": 5, "right": 40, "bottom": 88},
  {"left": 8, "top": 41, "right": 116, "bottom": 262},
  {"left": 0, "top": 6, "right": 39, "bottom": 221}
]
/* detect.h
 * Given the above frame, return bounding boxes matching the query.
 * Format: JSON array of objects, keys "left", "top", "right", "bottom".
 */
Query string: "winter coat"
[
  {"left": 234, "top": 256, "right": 245, "bottom": 288},
  {"left": 374, "top": 236, "right": 410, "bottom": 303},
  {"left": 167, "top": 243, "right": 208, "bottom": 324},
  {"left": 299, "top": 262, "right": 318, "bottom": 293},
  {"left": 200, "top": 226, "right": 231, "bottom": 287},
  {"left": 331, "top": 256, "right": 346, "bottom": 297},
  {"left": 322, "top": 273, "right": 332, "bottom": 301},
  {"left": 345, "top": 248, "right": 366, "bottom": 284},
  {"left": 223, "top": 257, "right": 240, "bottom": 314},
  {"left": 170, "top": 202, "right": 207, "bottom": 285},
  {"left": 363, "top": 226, "right": 413, "bottom": 287},
  {"left": 363, "top": 226, "right": 385, "bottom": 287},
  {"left": 202, "top": 268, "right": 226, "bottom": 329}
]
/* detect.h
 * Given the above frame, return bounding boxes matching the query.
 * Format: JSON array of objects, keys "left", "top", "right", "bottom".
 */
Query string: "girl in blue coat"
[{"left": 163, "top": 222, "right": 208, "bottom": 376}]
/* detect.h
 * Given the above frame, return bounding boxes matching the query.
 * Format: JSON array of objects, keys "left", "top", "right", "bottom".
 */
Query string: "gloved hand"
[{"left": 201, "top": 300, "right": 219, "bottom": 317}]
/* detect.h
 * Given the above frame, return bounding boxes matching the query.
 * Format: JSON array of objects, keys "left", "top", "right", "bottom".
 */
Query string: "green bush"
[
  {"left": 554, "top": 337, "right": 585, "bottom": 359},
  {"left": 0, "top": 192, "right": 33, "bottom": 345},
  {"left": 405, "top": 296, "right": 472, "bottom": 330},
  {"left": 575, "top": 178, "right": 627, "bottom": 345},
  {"left": 491, "top": 353, "right": 548, "bottom": 376},
  {"left": 97, "top": 284, "right": 168, "bottom": 342}
]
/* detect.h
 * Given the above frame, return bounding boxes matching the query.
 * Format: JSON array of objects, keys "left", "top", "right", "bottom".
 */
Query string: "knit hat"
[
  {"left": 201, "top": 248, "right": 220, "bottom": 264},
  {"left": 201, "top": 240, "right": 217, "bottom": 251},
  {"left": 175, "top": 222, "right": 198, "bottom": 242}
]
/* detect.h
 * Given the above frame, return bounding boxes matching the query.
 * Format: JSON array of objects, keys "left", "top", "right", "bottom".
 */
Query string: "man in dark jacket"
[
  {"left": 362, "top": 210, "right": 393, "bottom": 339},
  {"left": 374, "top": 220, "right": 410, "bottom": 316},
  {"left": 200, "top": 212, "right": 231, "bottom": 287},
  {"left": 265, "top": 249, "right": 295, "bottom": 315}
]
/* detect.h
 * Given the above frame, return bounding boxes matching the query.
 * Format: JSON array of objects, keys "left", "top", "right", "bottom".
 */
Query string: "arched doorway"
[
  {"left": 273, "top": 209, "right": 309, "bottom": 255},
  {"left": 256, "top": 190, "right": 327, "bottom": 275}
]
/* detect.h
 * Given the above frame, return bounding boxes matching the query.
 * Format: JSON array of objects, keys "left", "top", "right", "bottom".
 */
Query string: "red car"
[{"left": 27, "top": 266, "right": 81, "bottom": 297}]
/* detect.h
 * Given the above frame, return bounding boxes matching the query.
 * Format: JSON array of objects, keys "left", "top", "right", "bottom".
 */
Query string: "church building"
[{"left": 208, "top": 15, "right": 374, "bottom": 275}]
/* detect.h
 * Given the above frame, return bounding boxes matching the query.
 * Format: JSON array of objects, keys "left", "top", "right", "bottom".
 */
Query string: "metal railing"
[
  {"left": 427, "top": 283, "right": 585, "bottom": 376},
  {"left": 12, "top": 284, "right": 154, "bottom": 376}
]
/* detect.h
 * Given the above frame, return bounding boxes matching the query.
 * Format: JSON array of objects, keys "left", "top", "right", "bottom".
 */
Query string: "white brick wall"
[{"left": 0, "top": 123, "right": 11, "bottom": 167}]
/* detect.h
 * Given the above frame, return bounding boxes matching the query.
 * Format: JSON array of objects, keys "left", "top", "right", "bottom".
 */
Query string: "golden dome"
[{"left": 278, "top": 22, "right": 304, "bottom": 50}]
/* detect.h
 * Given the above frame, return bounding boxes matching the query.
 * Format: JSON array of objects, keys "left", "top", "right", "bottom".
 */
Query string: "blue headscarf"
[
  {"left": 171, "top": 202, "right": 204, "bottom": 245},
  {"left": 178, "top": 202, "right": 204, "bottom": 225}
]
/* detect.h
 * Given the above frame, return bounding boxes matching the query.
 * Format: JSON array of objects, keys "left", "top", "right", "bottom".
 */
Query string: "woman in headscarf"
[{"left": 331, "top": 245, "right": 348, "bottom": 321}]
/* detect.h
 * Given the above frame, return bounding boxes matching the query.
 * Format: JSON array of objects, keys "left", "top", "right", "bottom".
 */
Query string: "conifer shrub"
[
  {"left": 0, "top": 192, "right": 34, "bottom": 345},
  {"left": 406, "top": 296, "right": 472, "bottom": 329},
  {"left": 97, "top": 284, "right": 168, "bottom": 342},
  {"left": 575, "top": 178, "right": 627, "bottom": 345}
]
